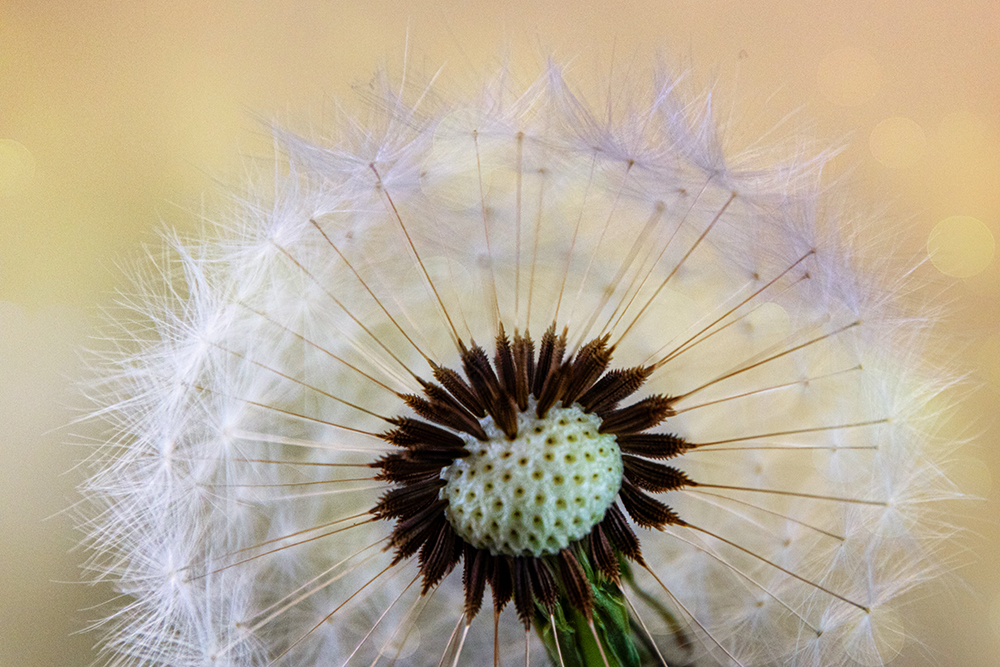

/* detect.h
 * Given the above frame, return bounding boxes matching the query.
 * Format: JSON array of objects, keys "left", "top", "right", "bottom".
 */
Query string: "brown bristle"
[
  {"left": 511, "top": 331, "right": 535, "bottom": 410},
  {"left": 371, "top": 479, "right": 444, "bottom": 519},
  {"left": 398, "top": 447, "right": 466, "bottom": 467},
  {"left": 461, "top": 343, "right": 502, "bottom": 404},
  {"left": 404, "top": 386, "right": 488, "bottom": 440},
  {"left": 371, "top": 453, "right": 453, "bottom": 483},
  {"left": 489, "top": 554, "right": 513, "bottom": 613},
  {"left": 464, "top": 343, "right": 520, "bottom": 439},
  {"left": 616, "top": 432, "right": 691, "bottom": 459},
  {"left": 432, "top": 362, "right": 486, "bottom": 418},
  {"left": 532, "top": 324, "right": 567, "bottom": 400},
  {"left": 557, "top": 549, "right": 594, "bottom": 617},
  {"left": 527, "top": 558, "right": 557, "bottom": 614},
  {"left": 601, "top": 503, "right": 644, "bottom": 564},
  {"left": 598, "top": 395, "right": 676, "bottom": 434},
  {"left": 418, "top": 518, "right": 462, "bottom": 594},
  {"left": 382, "top": 417, "right": 467, "bottom": 450},
  {"left": 589, "top": 524, "right": 620, "bottom": 583},
  {"left": 560, "top": 334, "right": 613, "bottom": 406},
  {"left": 389, "top": 499, "right": 449, "bottom": 562},
  {"left": 494, "top": 325, "right": 517, "bottom": 398},
  {"left": 534, "top": 366, "right": 568, "bottom": 417},
  {"left": 493, "top": 394, "right": 521, "bottom": 441},
  {"left": 622, "top": 455, "right": 694, "bottom": 493},
  {"left": 463, "top": 544, "right": 490, "bottom": 620},
  {"left": 578, "top": 365, "right": 653, "bottom": 413},
  {"left": 511, "top": 557, "right": 535, "bottom": 628},
  {"left": 618, "top": 479, "right": 682, "bottom": 529}
]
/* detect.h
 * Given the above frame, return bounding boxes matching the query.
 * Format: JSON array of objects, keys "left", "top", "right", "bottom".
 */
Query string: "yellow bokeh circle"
[
  {"left": 0, "top": 139, "right": 36, "bottom": 197},
  {"left": 952, "top": 457, "right": 992, "bottom": 499},
  {"left": 869, "top": 117, "right": 926, "bottom": 169},
  {"left": 927, "top": 216, "right": 995, "bottom": 278}
]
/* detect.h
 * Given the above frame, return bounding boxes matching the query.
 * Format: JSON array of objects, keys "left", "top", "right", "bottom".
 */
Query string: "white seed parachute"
[{"left": 78, "top": 62, "right": 958, "bottom": 667}]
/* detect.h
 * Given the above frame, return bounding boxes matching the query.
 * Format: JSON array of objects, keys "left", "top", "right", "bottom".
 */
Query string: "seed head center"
[{"left": 441, "top": 401, "right": 623, "bottom": 557}]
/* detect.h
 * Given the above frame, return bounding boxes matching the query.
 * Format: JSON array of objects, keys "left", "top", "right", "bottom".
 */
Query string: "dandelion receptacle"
[{"left": 79, "top": 64, "right": 957, "bottom": 666}]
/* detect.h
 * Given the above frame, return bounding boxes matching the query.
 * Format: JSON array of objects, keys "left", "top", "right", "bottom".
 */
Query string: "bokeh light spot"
[
  {"left": 0, "top": 140, "right": 36, "bottom": 198},
  {"left": 817, "top": 47, "right": 881, "bottom": 107},
  {"left": 951, "top": 456, "right": 992, "bottom": 499},
  {"left": 927, "top": 216, "right": 995, "bottom": 278},
  {"left": 386, "top": 626, "right": 421, "bottom": 660},
  {"left": 869, "top": 117, "right": 926, "bottom": 169}
]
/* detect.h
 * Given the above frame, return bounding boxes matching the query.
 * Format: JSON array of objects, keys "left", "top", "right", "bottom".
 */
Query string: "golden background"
[{"left": 1, "top": 1, "right": 997, "bottom": 665}]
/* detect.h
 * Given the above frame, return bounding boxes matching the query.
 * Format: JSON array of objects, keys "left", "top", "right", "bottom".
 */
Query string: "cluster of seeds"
[
  {"left": 442, "top": 403, "right": 623, "bottom": 556},
  {"left": 372, "top": 326, "right": 695, "bottom": 629}
]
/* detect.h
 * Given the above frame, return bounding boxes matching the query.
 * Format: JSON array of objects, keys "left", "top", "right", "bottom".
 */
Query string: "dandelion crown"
[{"left": 80, "top": 61, "right": 956, "bottom": 667}]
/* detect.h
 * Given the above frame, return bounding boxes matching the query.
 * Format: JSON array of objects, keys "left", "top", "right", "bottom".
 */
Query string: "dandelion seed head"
[
  {"left": 77, "top": 59, "right": 960, "bottom": 667},
  {"left": 442, "top": 400, "right": 623, "bottom": 556}
]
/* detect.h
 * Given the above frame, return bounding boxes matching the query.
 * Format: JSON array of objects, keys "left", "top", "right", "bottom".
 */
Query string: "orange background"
[{"left": 2, "top": 1, "right": 997, "bottom": 665}]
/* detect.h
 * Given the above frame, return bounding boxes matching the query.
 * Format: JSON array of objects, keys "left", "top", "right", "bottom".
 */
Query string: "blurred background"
[{"left": 1, "top": 1, "right": 997, "bottom": 665}]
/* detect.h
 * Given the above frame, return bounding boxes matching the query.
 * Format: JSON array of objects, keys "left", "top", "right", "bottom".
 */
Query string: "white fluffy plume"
[{"left": 78, "top": 61, "right": 958, "bottom": 667}]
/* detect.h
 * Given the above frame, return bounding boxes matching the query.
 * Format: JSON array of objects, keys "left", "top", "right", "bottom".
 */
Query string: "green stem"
[
  {"left": 536, "top": 551, "right": 642, "bottom": 667},
  {"left": 535, "top": 551, "right": 693, "bottom": 666}
]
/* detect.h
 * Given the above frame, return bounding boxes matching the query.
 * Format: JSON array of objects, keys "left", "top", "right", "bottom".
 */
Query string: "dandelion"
[{"left": 79, "top": 62, "right": 957, "bottom": 667}]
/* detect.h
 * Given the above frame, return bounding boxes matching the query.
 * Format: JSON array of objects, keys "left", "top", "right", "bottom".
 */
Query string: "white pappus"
[{"left": 78, "top": 61, "right": 959, "bottom": 667}]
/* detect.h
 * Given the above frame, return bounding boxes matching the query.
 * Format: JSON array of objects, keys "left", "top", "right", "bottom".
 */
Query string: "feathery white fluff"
[{"left": 79, "top": 62, "right": 958, "bottom": 667}]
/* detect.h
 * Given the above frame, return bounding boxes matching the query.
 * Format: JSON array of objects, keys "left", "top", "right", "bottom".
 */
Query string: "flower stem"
[{"left": 537, "top": 551, "right": 645, "bottom": 667}]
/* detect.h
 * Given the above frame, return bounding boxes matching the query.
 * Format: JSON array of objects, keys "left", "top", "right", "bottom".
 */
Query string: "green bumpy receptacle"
[{"left": 441, "top": 402, "right": 623, "bottom": 557}]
